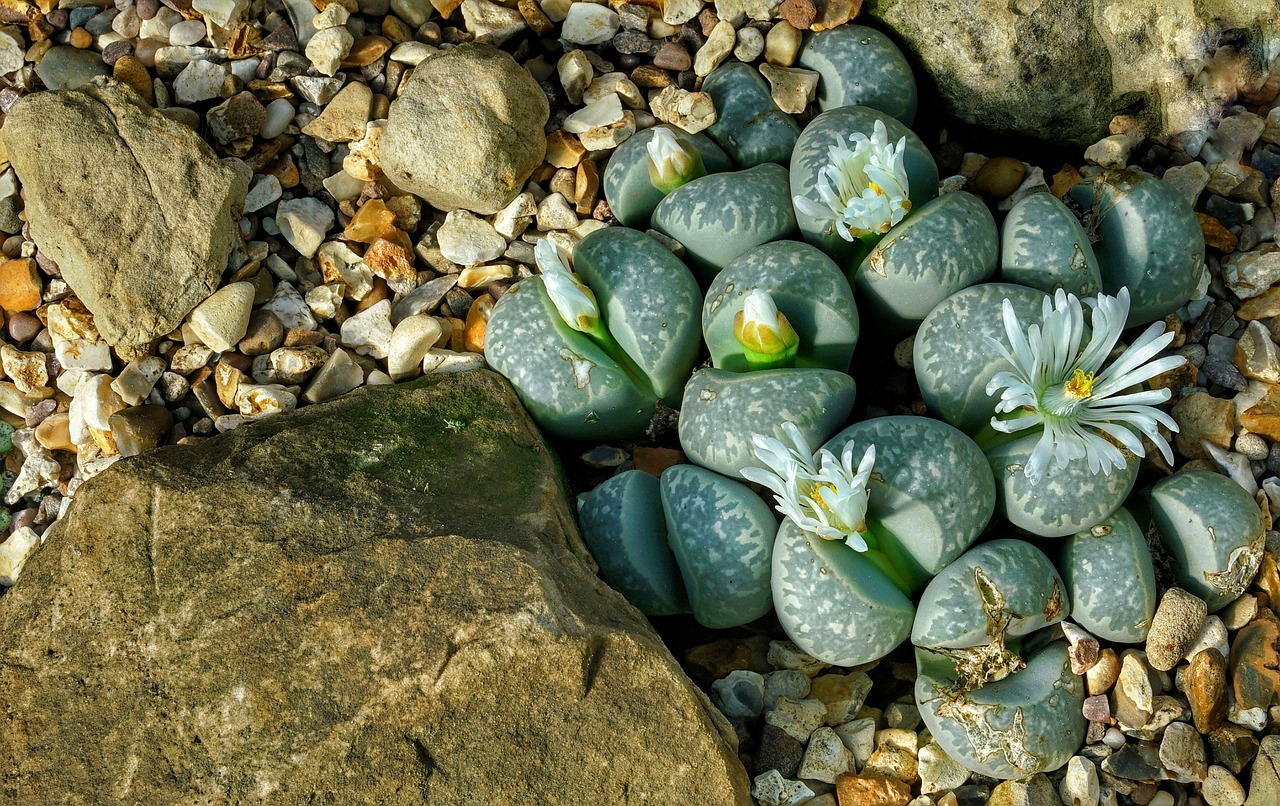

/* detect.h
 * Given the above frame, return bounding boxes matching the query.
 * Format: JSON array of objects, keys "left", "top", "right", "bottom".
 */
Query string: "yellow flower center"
[
  {"left": 811, "top": 481, "right": 837, "bottom": 511},
  {"left": 868, "top": 182, "right": 884, "bottom": 196},
  {"left": 1064, "top": 368, "right": 1096, "bottom": 399}
]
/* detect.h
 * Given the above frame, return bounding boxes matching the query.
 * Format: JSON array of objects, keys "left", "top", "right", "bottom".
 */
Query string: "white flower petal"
[{"left": 985, "top": 287, "right": 1185, "bottom": 480}]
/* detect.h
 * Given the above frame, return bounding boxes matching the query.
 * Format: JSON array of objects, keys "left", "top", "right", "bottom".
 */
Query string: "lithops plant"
[
  {"left": 702, "top": 240, "right": 860, "bottom": 373},
  {"left": 755, "top": 417, "right": 995, "bottom": 666},
  {"left": 485, "top": 227, "right": 701, "bottom": 440},
  {"left": 915, "top": 283, "right": 1050, "bottom": 435},
  {"left": 702, "top": 61, "right": 801, "bottom": 168},
  {"left": 1135, "top": 470, "right": 1267, "bottom": 613},
  {"left": 981, "top": 287, "right": 1185, "bottom": 537},
  {"left": 678, "top": 366, "right": 856, "bottom": 478},
  {"left": 652, "top": 162, "right": 798, "bottom": 283},
  {"left": 916, "top": 641, "right": 1086, "bottom": 780},
  {"left": 1057, "top": 507, "right": 1157, "bottom": 643},
  {"left": 790, "top": 106, "right": 938, "bottom": 270},
  {"left": 601, "top": 125, "right": 734, "bottom": 228},
  {"left": 912, "top": 540, "right": 1085, "bottom": 779},
  {"left": 577, "top": 464, "right": 777, "bottom": 629},
  {"left": 1001, "top": 191, "right": 1103, "bottom": 298},
  {"left": 795, "top": 24, "right": 919, "bottom": 124},
  {"left": 853, "top": 189, "right": 998, "bottom": 336},
  {"left": 1066, "top": 168, "right": 1205, "bottom": 326}
]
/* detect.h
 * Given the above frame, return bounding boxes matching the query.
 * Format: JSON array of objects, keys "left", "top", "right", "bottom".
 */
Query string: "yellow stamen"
[
  {"left": 1064, "top": 368, "right": 1096, "bottom": 399},
  {"left": 868, "top": 181, "right": 884, "bottom": 196},
  {"left": 811, "top": 481, "right": 836, "bottom": 511}
]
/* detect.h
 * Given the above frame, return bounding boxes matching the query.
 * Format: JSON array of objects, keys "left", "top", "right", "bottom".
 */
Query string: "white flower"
[
  {"left": 741, "top": 422, "right": 877, "bottom": 551},
  {"left": 985, "top": 287, "right": 1185, "bottom": 479},
  {"left": 646, "top": 128, "right": 704, "bottom": 192},
  {"left": 734, "top": 288, "right": 798, "bottom": 357},
  {"left": 792, "top": 119, "right": 912, "bottom": 241},
  {"left": 535, "top": 238, "right": 599, "bottom": 333}
]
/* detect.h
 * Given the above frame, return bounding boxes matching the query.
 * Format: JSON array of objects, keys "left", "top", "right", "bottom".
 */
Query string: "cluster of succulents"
[{"left": 484, "top": 24, "right": 1260, "bottom": 780}]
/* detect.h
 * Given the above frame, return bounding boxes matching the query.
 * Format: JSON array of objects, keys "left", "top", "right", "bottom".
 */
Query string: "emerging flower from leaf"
[
  {"left": 646, "top": 128, "right": 707, "bottom": 194},
  {"left": 734, "top": 289, "right": 799, "bottom": 370},
  {"left": 741, "top": 422, "right": 877, "bottom": 552},
  {"left": 985, "top": 287, "right": 1185, "bottom": 480},
  {"left": 792, "top": 119, "right": 912, "bottom": 241},
  {"left": 535, "top": 238, "right": 599, "bottom": 334}
]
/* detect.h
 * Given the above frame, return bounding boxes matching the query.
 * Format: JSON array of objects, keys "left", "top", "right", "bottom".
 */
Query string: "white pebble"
[
  {"left": 169, "top": 19, "right": 207, "bottom": 46},
  {"left": 422, "top": 349, "right": 485, "bottom": 373},
  {"left": 437, "top": 210, "right": 506, "bottom": 265},
  {"left": 1203, "top": 765, "right": 1246, "bottom": 806},
  {"left": 276, "top": 197, "right": 334, "bottom": 258},
  {"left": 388, "top": 315, "right": 443, "bottom": 380},
  {"left": 796, "top": 726, "right": 853, "bottom": 784},
  {"left": 111, "top": 356, "right": 167, "bottom": 406},
  {"left": 750, "top": 769, "right": 814, "bottom": 806},
  {"left": 0, "top": 527, "right": 41, "bottom": 587},
  {"left": 388, "top": 41, "right": 437, "bottom": 65},
  {"left": 311, "top": 2, "right": 350, "bottom": 29},
  {"left": 339, "top": 299, "right": 393, "bottom": 359},
  {"left": 563, "top": 92, "right": 623, "bottom": 133},
  {"left": 188, "top": 282, "right": 255, "bottom": 353},
  {"left": 1059, "top": 755, "right": 1100, "bottom": 806},
  {"left": 173, "top": 59, "right": 227, "bottom": 104},
  {"left": 305, "top": 26, "right": 354, "bottom": 77},
  {"left": 560, "top": 2, "right": 619, "bottom": 45},
  {"left": 264, "top": 281, "right": 317, "bottom": 331},
  {"left": 243, "top": 175, "right": 283, "bottom": 214},
  {"left": 192, "top": 0, "right": 247, "bottom": 29}
]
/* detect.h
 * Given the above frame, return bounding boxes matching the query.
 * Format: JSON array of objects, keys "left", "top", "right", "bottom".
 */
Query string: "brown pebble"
[
  {"left": 575, "top": 159, "right": 599, "bottom": 216},
  {"left": 697, "top": 7, "right": 719, "bottom": 35},
  {"left": 631, "top": 65, "right": 671, "bottom": 88},
  {"left": 652, "top": 41, "right": 691, "bottom": 72},
  {"left": 69, "top": 27, "right": 92, "bottom": 49},
  {"left": 7, "top": 311, "right": 41, "bottom": 343},
  {"left": 464, "top": 294, "right": 492, "bottom": 354},
  {"left": 238, "top": 309, "right": 285, "bottom": 356},
  {"left": 779, "top": 0, "right": 817, "bottom": 29},
  {"left": 113, "top": 55, "right": 154, "bottom": 104},
  {"left": 0, "top": 258, "right": 42, "bottom": 313},
  {"left": 109, "top": 404, "right": 174, "bottom": 457},
  {"left": 1229, "top": 609, "right": 1280, "bottom": 711},
  {"left": 517, "top": 0, "right": 554, "bottom": 36},
  {"left": 1197, "top": 212, "right": 1239, "bottom": 252},
  {"left": 1187, "top": 648, "right": 1229, "bottom": 734},
  {"left": 284, "top": 328, "right": 325, "bottom": 347},
  {"left": 634, "top": 446, "right": 684, "bottom": 476},
  {"left": 974, "top": 157, "right": 1027, "bottom": 199},
  {"left": 34, "top": 412, "right": 72, "bottom": 452},
  {"left": 341, "top": 35, "right": 392, "bottom": 67},
  {"left": 545, "top": 130, "right": 586, "bottom": 169}
]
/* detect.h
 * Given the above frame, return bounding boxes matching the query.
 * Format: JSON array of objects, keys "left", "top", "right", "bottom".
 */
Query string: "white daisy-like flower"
[
  {"left": 985, "top": 287, "right": 1185, "bottom": 480},
  {"left": 646, "top": 128, "right": 705, "bottom": 193},
  {"left": 793, "top": 119, "right": 912, "bottom": 241},
  {"left": 535, "top": 238, "right": 599, "bottom": 334},
  {"left": 741, "top": 422, "right": 877, "bottom": 552}
]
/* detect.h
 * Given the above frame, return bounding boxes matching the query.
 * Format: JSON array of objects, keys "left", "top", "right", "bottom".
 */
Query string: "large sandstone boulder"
[
  {"left": 1, "top": 78, "right": 247, "bottom": 347},
  {"left": 381, "top": 42, "right": 549, "bottom": 215},
  {"left": 0, "top": 370, "right": 750, "bottom": 804},
  {"left": 865, "top": 0, "right": 1279, "bottom": 145}
]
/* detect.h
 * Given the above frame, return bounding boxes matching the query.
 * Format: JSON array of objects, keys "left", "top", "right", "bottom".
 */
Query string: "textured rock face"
[
  {"left": 865, "top": 0, "right": 1279, "bottom": 145},
  {"left": 0, "top": 370, "right": 750, "bottom": 805},
  {"left": 1, "top": 78, "right": 247, "bottom": 347},
  {"left": 381, "top": 43, "right": 549, "bottom": 215}
]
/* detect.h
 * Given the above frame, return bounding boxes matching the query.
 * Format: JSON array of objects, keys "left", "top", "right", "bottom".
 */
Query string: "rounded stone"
[{"left": 381, "top": 43, "right": 549, "bottom": 215}]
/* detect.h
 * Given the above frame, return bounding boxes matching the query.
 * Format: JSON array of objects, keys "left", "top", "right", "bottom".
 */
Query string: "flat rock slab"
[
  {"left": 2, "top": 78, "right": 247, "bottom": 347},
  {"left": 0, "top": 370, "right": 749, "bottom": 804}
]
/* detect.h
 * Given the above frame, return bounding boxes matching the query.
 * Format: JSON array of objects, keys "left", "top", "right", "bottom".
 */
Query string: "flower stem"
[
  {"left": 742, "top": 343, "right": 798, "bottom": 372},
  {"left": 862, "top": 547, "right": 913, "bottom": 598}
]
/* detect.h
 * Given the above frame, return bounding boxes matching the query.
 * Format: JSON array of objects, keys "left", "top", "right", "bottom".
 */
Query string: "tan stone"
[
  {"left": 1172, "top": 391, "right": 1236, "bottom": 459},
  {"left": 834, "top": 773, "right": 911, "bottom": 806},
  {"left": 1241, "top": 384, "right": 1280, "bottom": 441}
]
